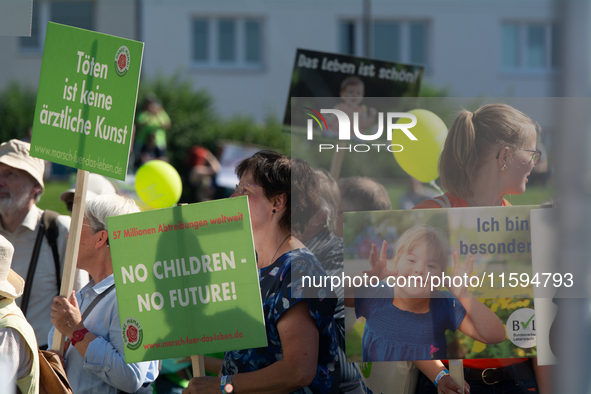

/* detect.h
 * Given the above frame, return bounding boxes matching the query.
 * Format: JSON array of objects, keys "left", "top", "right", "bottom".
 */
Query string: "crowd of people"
[{"left": 0, "top": 101, "right": 548, "bottom": 394}]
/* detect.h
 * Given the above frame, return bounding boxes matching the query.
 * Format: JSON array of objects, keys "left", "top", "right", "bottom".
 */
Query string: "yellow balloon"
[
  {"left": 135, "top": 160, "right": 182, "bottom": 208},
  {"left": 393, "top": 109, "right": 447, "bottom": 183}
]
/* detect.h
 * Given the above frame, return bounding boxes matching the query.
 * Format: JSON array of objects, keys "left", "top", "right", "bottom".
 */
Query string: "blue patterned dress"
[{"left": 223, "top": 248, "right": 341, "bottom": 393}]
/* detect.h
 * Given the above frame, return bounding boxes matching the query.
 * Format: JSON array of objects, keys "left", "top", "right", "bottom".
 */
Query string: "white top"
[{"left": 0, "top": 327, "right": 32, "bottom": 382}]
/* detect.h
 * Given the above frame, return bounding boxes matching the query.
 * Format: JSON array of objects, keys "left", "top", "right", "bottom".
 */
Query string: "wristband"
[
  {"left": 434, "top": 369, "right": 449, "bottom": 387},
  {"left": 221, "top": 375, "right": 234, "bottom": 393}
]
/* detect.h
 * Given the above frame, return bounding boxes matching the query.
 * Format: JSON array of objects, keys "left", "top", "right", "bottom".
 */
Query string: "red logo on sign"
[
  {"left": 127, "top": 325, "right": 138, "bottom": 343},
  {"left": 118, "top": 54, "right": 127, "bottom": 71}
]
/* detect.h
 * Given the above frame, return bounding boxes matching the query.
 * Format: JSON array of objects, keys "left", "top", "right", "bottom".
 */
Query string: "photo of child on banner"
[
  {"left": 325, "top": 76, "right": 377, "bottom": 137},
  {"left": 344, "top": 206, "right": 538, "bottom": 362},
  {"left": 285, "top": 48, "right": 423, "bottom": 139}
]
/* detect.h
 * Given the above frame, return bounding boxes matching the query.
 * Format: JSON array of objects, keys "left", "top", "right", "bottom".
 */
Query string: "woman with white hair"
[{"left": 49, "top": 195, "right": 159, "bottom": 394}]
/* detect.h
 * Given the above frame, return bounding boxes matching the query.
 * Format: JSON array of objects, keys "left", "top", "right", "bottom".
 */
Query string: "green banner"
[
  {"left": 30, "top": 22, "right": 144, "bottom": 180},
  {"left": 107, "top": 197, "right": 267, "bottom": 363}
]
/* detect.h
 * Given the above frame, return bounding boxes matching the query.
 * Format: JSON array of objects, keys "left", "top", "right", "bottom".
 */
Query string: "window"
[
  {"left": 192, "top": 19, "right": 208, "bottom": 61},
  {"left": 191, "top": 17, "right": 264, "bottom": 69},
  {"left": 409, "top": 22, "right": 427, "bottom": 65},
  {"left": 50, "top": 1, "right": 93, "bottom": 30},
  {"left": 218, "top": 19, "right": 236, "bottom": 62},
  {"left": 20, "top": 0, "right": 94, "bottom": 52},
  {"left": 501, "top": 22, "right": 558, "bottom": 72},
  {"left": 339, "top": 21, "right": 356, "bottom": 55},
  {"left": 373, "top": 22, "right": 401, "bottom": 62},
  {"left": 338, "top": 20, "right": 428, "bottom": 67},
  {"left": 245, "top": 21, "right": 261, "bottom": 63}
]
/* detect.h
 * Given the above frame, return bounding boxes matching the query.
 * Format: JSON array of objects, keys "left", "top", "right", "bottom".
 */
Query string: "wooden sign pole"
[
  {"left": 51, "top": 169, "right": 89, "bottom": 354},
  {"left": 178, "top": 203, "right": 206, "bottom": 379},
  {"left": 449, "top": 359, "right": 464, "bottom": 393},
  {"left": 191, "top": 355, "right": 206, "bottom": 378}
]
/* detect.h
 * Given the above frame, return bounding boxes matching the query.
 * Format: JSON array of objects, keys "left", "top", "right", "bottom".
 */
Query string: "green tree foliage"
[
  {"left": 419, "top": 82, "right": 451, "bottom": 98},
  {"left": 137, "top": 73, "right": 289, "bottom": 201},
  {"left": 137, "top": 73, "right": 218, "bottom": 170},
  {"left": 0, "top": 76, "right": 289, "bottom": 202},
  {"left": 138, "top": 73, "right": 289, "bottom": 162},
  {"left": 0, "top": 82, "right": 37, "bottom": 142}
]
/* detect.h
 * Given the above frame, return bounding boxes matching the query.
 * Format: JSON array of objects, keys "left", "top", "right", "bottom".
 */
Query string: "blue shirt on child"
[{"left": 355, "top": 284, "right": 466, "bottom": 361}]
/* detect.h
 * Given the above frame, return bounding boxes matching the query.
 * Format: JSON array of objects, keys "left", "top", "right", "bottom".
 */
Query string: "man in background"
[{"left": 336, "top": 176, "right": 391, "bottom": 238}]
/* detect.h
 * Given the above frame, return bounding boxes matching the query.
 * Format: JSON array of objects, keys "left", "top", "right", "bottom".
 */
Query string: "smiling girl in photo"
[{"left": 351, "top": 224, "right": 505, "bottom": 362}]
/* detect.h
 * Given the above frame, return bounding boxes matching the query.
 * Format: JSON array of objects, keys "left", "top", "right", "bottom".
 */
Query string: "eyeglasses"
[
  {"left": 520, "top": 149, "right": 542, "bottom": 166},
  {"left": 496, "top": 148, "right": 542, "bottom": 166},
  {"left": 234, "top": 181, "right": 262, "bottom": 195}
]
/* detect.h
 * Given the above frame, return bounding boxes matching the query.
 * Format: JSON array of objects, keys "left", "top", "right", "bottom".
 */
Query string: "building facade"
[{"left": 1, "top": 0, "right": 557, "bottom": 121}]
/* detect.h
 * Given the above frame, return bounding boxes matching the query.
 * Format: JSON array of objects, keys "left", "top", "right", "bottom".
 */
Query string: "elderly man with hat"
[
  {"left": 49, "top": 194, "right": 158, "bottom": 393},
  {"left": 0, "top": 234, "right": 39, "bottom": 394},
  {"left": 0, "top": 139, "right": 87, "bottom": 350}
]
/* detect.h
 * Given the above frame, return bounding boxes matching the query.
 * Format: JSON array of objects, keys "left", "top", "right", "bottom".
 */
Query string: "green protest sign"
[
  {"left": 107, "top": 197, "right": 267, "bottom": 363},
  {"left": 30, "top": 22, "right": 143, "bottom": 180}
]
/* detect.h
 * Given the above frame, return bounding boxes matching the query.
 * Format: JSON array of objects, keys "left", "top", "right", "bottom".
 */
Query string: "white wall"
[
  {"left": 421, "top": 0, "right": 556, "bottom": 97},
  {"left": 141, "top": 0, "right": 556, "bottom": 122},
  {"left": 0, "top": 0, "right": 556, "bottom": 120},
  {"left": 141, "top": 0, "right": 347, "bottom": 120}
]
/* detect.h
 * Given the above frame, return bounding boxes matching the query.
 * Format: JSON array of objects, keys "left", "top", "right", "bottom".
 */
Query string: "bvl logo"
[{"left": 303, "top": 107, "right": 418, "bottom": 153}]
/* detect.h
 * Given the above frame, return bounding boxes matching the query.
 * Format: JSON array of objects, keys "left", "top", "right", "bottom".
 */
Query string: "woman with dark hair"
[
  {"left": 413, "top": 103, "right": 545, "bottom": 394},
  {"left": 183, "top": 151, "right": 340, "bottom": 394}
]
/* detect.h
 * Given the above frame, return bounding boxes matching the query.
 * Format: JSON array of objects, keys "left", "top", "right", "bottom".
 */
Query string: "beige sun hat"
[
  {"left": 0, "top": 235, "right": 24, "bottom": 299},
  {"left": 59, "top": 173, "right": 117, "bottom": 202},
  {"left": 0, "top": 140, "right": 45, "bottom": 192}
]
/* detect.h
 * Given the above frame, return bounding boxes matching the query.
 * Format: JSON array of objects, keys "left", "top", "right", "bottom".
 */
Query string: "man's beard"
[{"left": 0, "top": 186, "right": 33, "bottom": 217}]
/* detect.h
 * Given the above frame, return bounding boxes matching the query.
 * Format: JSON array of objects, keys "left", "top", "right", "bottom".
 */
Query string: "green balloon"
[
  {"left": 393, "top": 109, "right": 447, "bottom": 183},
  {"left": 135, "top": 160, "right": 182, "bottom": 208}
]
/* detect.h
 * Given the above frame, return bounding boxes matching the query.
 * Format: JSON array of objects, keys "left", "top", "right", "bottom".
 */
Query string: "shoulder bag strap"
[
  {"left": 81, "top": 284, "right": 115, "bottom": 322},
  {"left": 42, "top": 210, "right": 62, "bottom": 294},
  {"left": 21, "top": 212, "right": 47, "bottom": 317}
]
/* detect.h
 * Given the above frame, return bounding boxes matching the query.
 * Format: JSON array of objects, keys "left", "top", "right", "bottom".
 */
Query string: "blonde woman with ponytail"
[{"left": 413, "top": 103, "right": 545, "bottom": 394}]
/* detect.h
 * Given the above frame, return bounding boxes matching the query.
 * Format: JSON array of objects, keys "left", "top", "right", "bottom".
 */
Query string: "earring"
[
  {"left": 501, "top": 164, "right": 508, "bottom": 173},
  {"left": 272, "top": 209, "right": 276, "bottom": 214}
]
